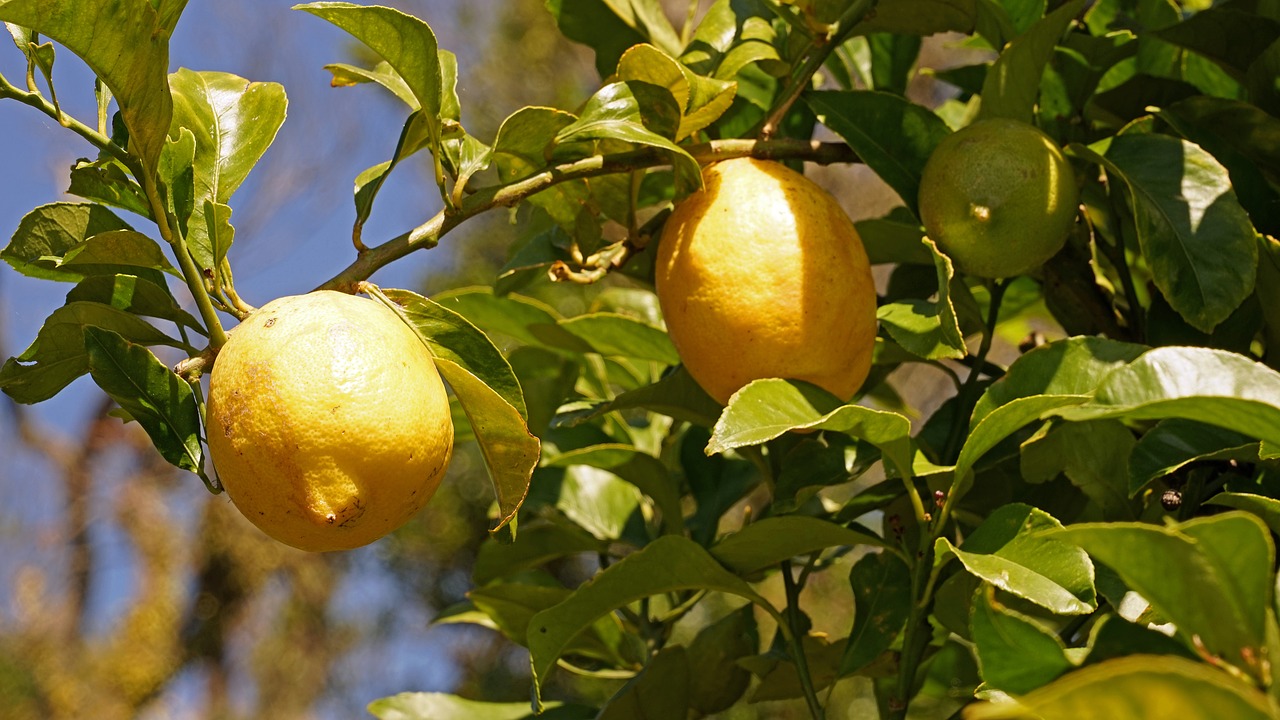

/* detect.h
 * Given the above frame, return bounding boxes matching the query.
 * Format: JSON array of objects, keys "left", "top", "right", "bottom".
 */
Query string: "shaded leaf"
[
  {"left": 65, "top": 274, "right": 203, "bottom": 334},
  {"left": 1054, "top": 513, "right": 1273, "bottom": 678},
  {"left": 3, "top": 202, "right": 134, "bottom": 282},
  {"left": 1, "top": 301, "right": 186, "bottom": 404},
  {"left": 598, "top": 646, "right": 689, "bottom": 720},
  {"left": 1020, "top": 420, "right": 1135, "bottom": 519},
  {"left": 978, "top": 0, "right": 1087, "bottom": 123},
  {"left": 1128, "top": 418, "right": 1258, "bottom": 496},
  {"left": 83, "top": 327, "right": 201, "bottom": 472},
  {"left": 557, "top": 313, "right": 678, "bottom": 364},
  {"left": 711, "top": 516, "right": 889, "bottom": 576},
  {"left": 67, "top": 160, "right": 152, "bottom": 219},
  {"left": 546, "top": 445, "right": 682, "bottom": 535},
  {"left": 1206, "top": 493, "right": 1280, "bottom": 536},
  {"left": 806, "top": 90, "right": 951, "bottom": 215},
  {"left": 1074, "top": 134, "right": 1258, "bottom": 332},
  {"left": 473, "top": 522, "right": 605, "bottom": 586},
  {"left": 876, "top": 237, "right": 966, "bottom": 359},
  {"left": 840, "top": 550, "right": 910, "bottom": 675},
  {"left": 527, "top": 535, "right": 779, "bottom": 702},
  {"left": 687, "top": 607, "right": 755, "bottom": 713}
]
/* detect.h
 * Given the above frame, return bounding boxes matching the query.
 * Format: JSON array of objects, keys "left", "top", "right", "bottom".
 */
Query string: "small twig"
[{"left": 781, "top": 559, "right": 824, "bottom": 720}]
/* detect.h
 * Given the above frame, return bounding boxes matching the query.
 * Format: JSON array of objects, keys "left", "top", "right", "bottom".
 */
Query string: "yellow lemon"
[
  {"left": 655, "top": 157, "right": 878, "bottom": 404},
  {"left": 206, "top": 291, "right": 453, "bottom": 552},
  {"left": 918, "top": 118, "right": 1079, "bottom": 279}
]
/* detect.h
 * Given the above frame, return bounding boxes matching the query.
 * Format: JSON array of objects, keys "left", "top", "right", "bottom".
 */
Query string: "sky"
[{"left": 0, "top": 1, "right": 498, "bottom": 714}]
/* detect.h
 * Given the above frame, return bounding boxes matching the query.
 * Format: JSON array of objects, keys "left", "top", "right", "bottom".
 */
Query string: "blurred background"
[{"left": 0, "top": 2, "right": 973, "bottom": 718}]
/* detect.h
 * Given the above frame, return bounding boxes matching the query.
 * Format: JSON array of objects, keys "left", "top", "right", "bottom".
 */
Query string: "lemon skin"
[
  {"left": 206, "top": 291, "right": 453, "bottom": 552},
  {"left": 918, "top": 118, "right": 1079, "bottom": 279},
  {"left": 655, "top": 158, "right": 878, "bottom": 404}
]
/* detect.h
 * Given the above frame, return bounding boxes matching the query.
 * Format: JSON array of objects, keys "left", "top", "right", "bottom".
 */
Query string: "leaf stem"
[
  {"left": 316, "top": 138, "right": 860, "bottom": 292},
  {"left": 757, "top": 0, "right": 877, "bottom": 138},
  {"left": 781, "top": 559, "right": 824, "bottom": 720},
  {"left": 141, "top": 178, "right": 230, "bottom": 350},
  {"left": 940, "top": 279, "right": 1010, "bottom": 466}
]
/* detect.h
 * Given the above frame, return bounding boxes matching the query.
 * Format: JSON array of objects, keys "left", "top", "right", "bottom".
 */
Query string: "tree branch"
[{"left": 316, "top": 138, "right": 861, "bottom": 292}]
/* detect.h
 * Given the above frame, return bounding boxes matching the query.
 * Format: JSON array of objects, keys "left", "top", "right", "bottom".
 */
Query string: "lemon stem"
[{"left": 781, "top": 559, "right": 825, "bottom": 720}]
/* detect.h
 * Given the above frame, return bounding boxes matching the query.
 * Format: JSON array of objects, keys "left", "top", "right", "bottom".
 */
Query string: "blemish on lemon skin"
[{"left": 264, "top": 317, "right": 276, "bottom": 328}]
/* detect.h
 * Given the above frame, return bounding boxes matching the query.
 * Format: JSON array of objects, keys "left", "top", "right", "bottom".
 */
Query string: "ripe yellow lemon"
[
  {"left": 206, "top": 291, "right": 453, "bottom": 552},
  {"left": 655, "top": 158, "right": 878, "bottom": 404},
  {"left": 918, "top": 118, "right": 1078, "bottom": 279}
]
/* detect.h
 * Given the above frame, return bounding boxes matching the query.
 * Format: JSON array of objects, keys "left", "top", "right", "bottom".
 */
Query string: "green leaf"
[
  {"left": 856, "top": 213, "right": 932, "bottom": 265},
  {"left": 1128, "top": 418, "right": 1258, "bottom": 496},
  {"left": 1153, "top": 6, "right": 1280, "bottom": 79},
  {"left": 1156, "top": 96, "right": 1280, "bottom": 235},
  {"left": 83, "top": 327, "right": 201, "bottom": 473},
  {"left": 806, "top": 90, "right": 951, "bottom": 216},
  {"left": 937, "top": 503, "right": 1095, "bottom": 615},
  {"left": 954, "top": 337, "right": 1147, "bottom": 496},
  {"left": 67, "top": 159, "right": 152, "bottom": 219},
  {"left": 839, "top": 550, "right": 911, "bottom": 675},
  {"left": 876, "top": 237, "right": 966, "bottom": 359},
  {"left": 296, "top": 2, "right": 444, "bottom": 177},
  {"left": 554, "top": 81, "right": 702, "bottom": 197},
  {"left": 65, "top": 274, "right": 203, "bottom": 334},
  {"left": 3, "top": 202, "right": 134, "bottom": 281},
  {"left": 849, "top": 0, "right": 976, "bottom": 35},
  {"left": 1, "top": 301, "right": 186, "bottom": 404},
  {"left": 1019, "top": 420, "right": 1136, "bottom": 519},
  {"left": 158, "top": 127, "right": 196, "bottom": 238},
  {"left": 382, "top": 289, "right": 527, "bottom": 420},
  {"left": 1054, "top": 513, "right": 1274, "bottom": 678},
  {"left": 1206, "top": 493, "right": 1280, "bottom": 536},
  {"left": 492, "top": 107, "right": 578, "bottom": 181},
  {"left": 710, "top": 517, "right": 889, "bottom": 576},
  {"left": 0, "top": 0, "right": 177, "bottom": 176},
  {"left": 368, "top": 692, "right": 592, "bottom": 720},
  {"left": 686, "top": 607, "right": 755, "bottom": 713},
  {"left": 707, "top": 379, "right": 914, "bottom": 479},
  {"left": 967, "top": 655, "right": 1274, "bottom": 720},
  {"left": 527, "top": 535, "right": 780, "bottom": 702},
  {"left": 323, "top": 59, "right": 416, "bottom": 107},
  {"left": 1084, "top": 614, "right": 1197, "bottom": 666},
  {"left": 972, "top": 337, "right": 1147, "bottom": 422},
  {"left": 551, "top": 465, "right": 644, "bottom": 541},
  {"left": 1057, "top": 346, "right": 1280, "bottom": 448},
  {"left": 970, "top": 585, "right": 1075, "bottom": 695},
  {"left": 1074, "top": 134, "right": 1258, "bottom": 333},
  {"left": 557, "top": 313, "right": 679, "bottom": 365},
  {"left": 545, "top": 445, "right": 682, "bottom": 535},
  {"left": 166, "top": 69, "right": 286, "bottom": 269},
  {"left": 547, "top": 0, "right": 679, "bottom": 77},
  {"left": 598, "top": 646, "right": 689, "bottom": 720},
  {"left": 558, "top": 365, "right": 722, "bottom": 429},
  {"left": 473, "top": 521, "right": 606, "bottom": 586},
  {"left": 59, "top": 229, "right": 179, "bottom": 278},
  {"left": 432, "top": 288, "right": 590, "bottom": 353},
  {"left": 978, "top": 0, "right": 1087, "bottom": 123},
  {"left": 468, "top": 579, "right": 636, "bottom": 666}
]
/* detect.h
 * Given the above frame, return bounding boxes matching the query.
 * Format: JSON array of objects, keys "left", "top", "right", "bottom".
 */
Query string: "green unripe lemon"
[{"left": 918, "top": 118, "right": 1079, "bottom": 279}]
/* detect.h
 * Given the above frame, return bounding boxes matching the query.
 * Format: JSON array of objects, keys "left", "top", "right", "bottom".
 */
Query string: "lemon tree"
[{"left": 1, "top": 1, "right": 1279, "bottom": 719}]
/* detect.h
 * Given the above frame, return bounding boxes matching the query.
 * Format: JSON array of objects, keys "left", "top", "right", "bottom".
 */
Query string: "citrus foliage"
[{"left": 2, "top": 0, "right": 1280, "bottom": 718}]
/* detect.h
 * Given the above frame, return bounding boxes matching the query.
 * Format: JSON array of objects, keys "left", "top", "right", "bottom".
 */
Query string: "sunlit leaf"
[
  {"left": 964, "top": 655, "right": 1273, "bottom": 720},
  {"left": 978, "top": 0, "right": 1087, "bottom": 123},
  {"left": 937, "top": 503, "right": 1095, "bottom": 615}
]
